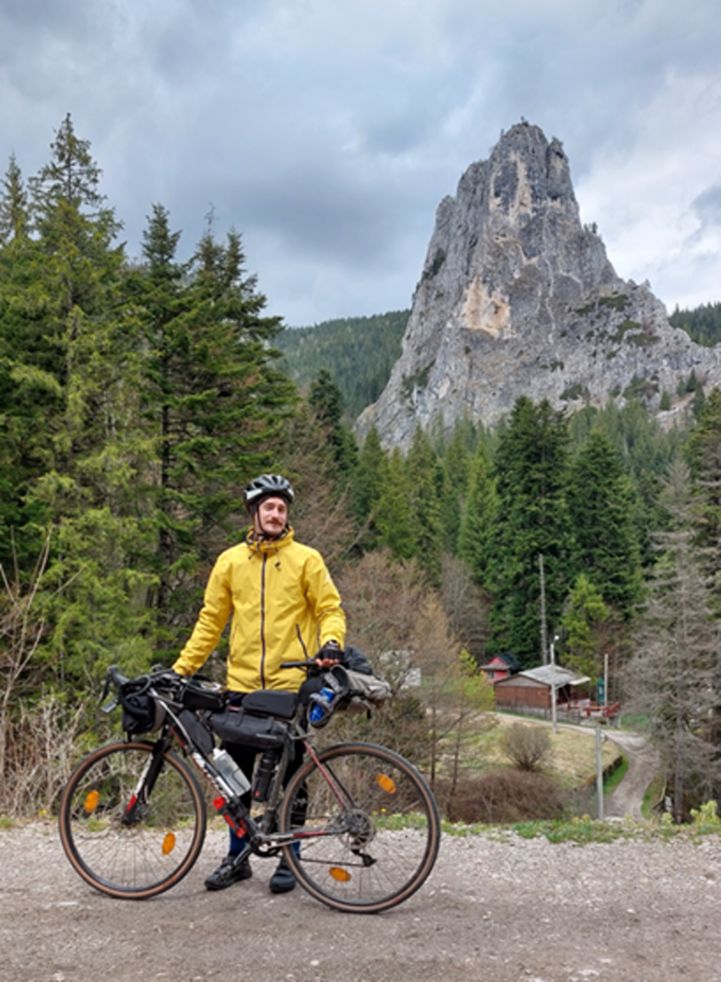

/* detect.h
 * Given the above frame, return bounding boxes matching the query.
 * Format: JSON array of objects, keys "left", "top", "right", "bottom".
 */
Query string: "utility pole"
[
  {"left": 550, "top": 634, "right": 559, "bottom": 734},
  {"left": 538, "top": 553, "right": 548, "bottom": 664},
  {"left": 596, "top": 725, "right": 605, "bottom": 820}
]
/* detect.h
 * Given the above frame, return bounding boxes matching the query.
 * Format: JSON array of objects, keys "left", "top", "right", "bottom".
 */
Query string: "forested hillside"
[
  {"left": 3, "top": 115, "right": 721, "bottom": 825},
  {"left": 276, "top": 310, "right": 408, "bottom": 419},
  {"left": 670, "top": 301, "right": 721, "bottom": 346}
]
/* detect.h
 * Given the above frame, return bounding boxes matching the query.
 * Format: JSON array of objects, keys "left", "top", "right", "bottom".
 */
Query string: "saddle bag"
[{"left": 209, "top": 690, "right": 297, "bottom": 749}]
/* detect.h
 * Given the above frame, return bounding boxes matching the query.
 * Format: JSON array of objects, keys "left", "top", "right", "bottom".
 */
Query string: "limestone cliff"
[{"left": 357, "top": 121, "right": 721, "bottom": 448}]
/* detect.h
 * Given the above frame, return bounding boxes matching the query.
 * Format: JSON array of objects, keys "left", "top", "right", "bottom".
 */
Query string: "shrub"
[
  {"left": 501, "top": 723, "right": 551, "bottom": 771},
  {"left": 440, "top": 770, "right": 567, "bottom": 823}
]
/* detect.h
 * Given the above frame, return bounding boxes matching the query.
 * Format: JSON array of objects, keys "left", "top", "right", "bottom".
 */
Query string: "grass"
[
  {"left": 442, "top": 712, "right": 622, "bottom": 790},
  {"left": 440, "top": 810, "right": 721, "bottom": 845}
]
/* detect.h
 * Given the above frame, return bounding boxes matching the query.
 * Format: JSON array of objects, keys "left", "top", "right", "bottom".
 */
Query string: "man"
[{"left": 173, "top": 473, "right": 346, "bottom": 893}]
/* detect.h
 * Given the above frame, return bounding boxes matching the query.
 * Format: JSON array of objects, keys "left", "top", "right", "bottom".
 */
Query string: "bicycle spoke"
[
  {"left": 279, "top": 742, "right": 440, "bottom": 913},
  {"left": 59, "top": 742, "right": 206, "bottom": 899}
]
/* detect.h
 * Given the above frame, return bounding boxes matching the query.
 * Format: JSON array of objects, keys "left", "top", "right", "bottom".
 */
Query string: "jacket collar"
[{"left": 246, "top": 525, "right": 295, "bottom": 555}]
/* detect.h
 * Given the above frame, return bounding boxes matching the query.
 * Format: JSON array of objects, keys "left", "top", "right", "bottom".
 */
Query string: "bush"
[
  {"left": 501, "top": 723, "right": 551, "bottom": 771},
  {"left": 440, "top": 770, "right": 567, "bottom": 823}
]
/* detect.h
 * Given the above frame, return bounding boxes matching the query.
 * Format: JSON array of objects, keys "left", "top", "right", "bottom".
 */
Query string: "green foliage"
[
  {"left": 308, "top": 368, "right": 357, "bottom": 477},
  {"left": 276, "top": 310, "right": 408, "bottom": 419},
  {"left": 485, "top": 398, "right": 573, "bottom": 665},
  {"left": 559, "top": 574, "right": 609, "bottom": 680},
  {"left": 566, "top": 430, "right": 643, "bottom": 617},
  {"left": 670, "top": 301, "right": 721, "bottom": 347},
  {"left": 457, "top": 441, "right": 496, "bottom": 582}
]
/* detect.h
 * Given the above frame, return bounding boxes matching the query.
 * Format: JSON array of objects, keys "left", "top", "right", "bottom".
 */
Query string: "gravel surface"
[{"left": 2, "top": 821, "right": 721, "bottom": 982}]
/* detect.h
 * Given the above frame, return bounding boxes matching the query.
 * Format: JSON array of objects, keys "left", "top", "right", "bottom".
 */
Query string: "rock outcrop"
[{"left": 358, "top": 121, "right": 721, "bottom": 448}]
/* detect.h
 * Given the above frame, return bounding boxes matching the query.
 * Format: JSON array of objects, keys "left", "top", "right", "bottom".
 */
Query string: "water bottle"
[
  {"left": 251, "top": 750, "right": 279, "bottom": 802},
  {"left": 309, "top": 686, "right": 336, "bottom": 727},
  {"left": 211, "top": 747, "right": 251, "bottom": 796}
]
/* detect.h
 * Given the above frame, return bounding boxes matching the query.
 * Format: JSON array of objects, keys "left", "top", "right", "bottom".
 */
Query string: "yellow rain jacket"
[{"left": 173, "top": 528, "right": 346, "bottom": 693}]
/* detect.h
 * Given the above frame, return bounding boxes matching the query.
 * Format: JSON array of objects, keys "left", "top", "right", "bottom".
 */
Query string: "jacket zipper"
[
  {"left": 259, "top": 553, "right": 267, "bottom": 688},
  {"left": 295, "top": 625, "right": 309, "bottom": 659}
]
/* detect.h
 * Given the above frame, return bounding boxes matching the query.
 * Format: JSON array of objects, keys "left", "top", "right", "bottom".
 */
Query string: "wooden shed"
[{"left": 493, "top": 664, "right": 589, "bottom": 713}]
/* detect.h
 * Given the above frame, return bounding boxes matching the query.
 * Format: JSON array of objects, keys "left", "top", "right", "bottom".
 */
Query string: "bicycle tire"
[
  {"left": 58, "top": 740, "right": 207, "bottom": 900},
  {"left": 278, "top": 741, "right": 440, "bottom": 913}
]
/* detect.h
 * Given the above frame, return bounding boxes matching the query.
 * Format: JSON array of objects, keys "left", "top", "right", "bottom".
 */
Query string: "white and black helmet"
[{"left": 244, "top": 473, "right": 295, "bottom": 512}]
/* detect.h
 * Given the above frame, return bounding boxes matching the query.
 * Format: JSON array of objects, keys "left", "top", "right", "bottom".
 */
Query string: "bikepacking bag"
[
  {"left": 208, "top": 690, "right": 297, "bottom": 750},
  {"left": 120, "top": 681, "right": 166, "bottom": 735},
  {"left": 324, "top": 646, "right": 392, "bottom": 712}
]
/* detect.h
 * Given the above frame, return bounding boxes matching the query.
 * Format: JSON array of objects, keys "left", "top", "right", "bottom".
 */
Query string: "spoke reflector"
[
  {"left": 376, "top": 773, "right": 397, "bottom": 794},
  {"left": 162, "top": 832, "right": 176, "bottom": 855},
  {"left": 329, "top": 866, "right": 352, "bottom": 882},
  {"left": 84, "top": 790, "right": 100, "bottom": 814}
]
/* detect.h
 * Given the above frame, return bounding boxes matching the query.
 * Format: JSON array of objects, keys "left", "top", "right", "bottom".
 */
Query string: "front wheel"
[
  {"left": 278, "top": 741, "right": 440, "bottom": 913},
  {"left": 58, "top": 740, "right": 207, "bottom": 899}
]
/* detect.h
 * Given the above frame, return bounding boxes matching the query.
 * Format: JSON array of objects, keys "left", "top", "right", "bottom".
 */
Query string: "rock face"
[{"left": 358, "top": 121, "right": 721, "bottom": 448}]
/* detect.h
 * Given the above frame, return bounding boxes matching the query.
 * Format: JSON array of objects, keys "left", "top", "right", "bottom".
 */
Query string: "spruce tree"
[
  {"left": 14, "top": 116, "right": 154, "bottom": 685},
  {"left": 406, "top": 427, "right": 444, "bottom": 584},
  {"left": 352, "top": 426, "right": 387, "bottom": 550},
  {"left": 375, "top": 449, "right": 417, "bottom": 562},
  {"left": 485, "top": 398, "right": 572, "bottom": 666},
  {"left": 132, "top": 207, "right": 296, "bottom": 647},
  {"left": 559, "top": 573, "right": 610, "bottom": 682},
  {"left": 308, "top": 368, "right": 357, "bottom": 479},
  {"left": 458, "top": 441, "right": 497, "bottom": 584},
  {"left": 566, "top": 431, "right": 643, "bottom": 618}
]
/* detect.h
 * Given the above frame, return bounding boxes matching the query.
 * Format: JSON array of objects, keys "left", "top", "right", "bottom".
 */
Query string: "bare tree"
[{"left": 624, "top": 457, "right": 721, "bottom": 821}]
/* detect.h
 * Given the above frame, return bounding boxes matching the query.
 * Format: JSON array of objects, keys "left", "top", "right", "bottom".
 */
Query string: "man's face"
[{"left": 254, "top": 496, "right": 288, "bottom": 537}]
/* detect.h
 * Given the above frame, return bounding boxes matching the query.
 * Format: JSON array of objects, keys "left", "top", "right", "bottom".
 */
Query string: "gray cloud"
[
  {"left": 1, "top": 0, "right": 721, "bottom": 323},
  {"left": 693, "top": 185, "right": 721, "bottom": 229}
]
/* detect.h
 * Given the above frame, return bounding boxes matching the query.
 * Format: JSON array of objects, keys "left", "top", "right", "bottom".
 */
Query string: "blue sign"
[{"left": 596, "top": 678, "right": 605, "bottom": 703}]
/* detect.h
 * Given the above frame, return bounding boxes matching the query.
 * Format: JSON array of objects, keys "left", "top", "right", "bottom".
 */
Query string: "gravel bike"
[{"left": 58, "top": 664, "right": 440, "bottom": 914}]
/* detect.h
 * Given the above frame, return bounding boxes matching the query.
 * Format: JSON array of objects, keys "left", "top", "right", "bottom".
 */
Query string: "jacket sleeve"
[
  {"left": 305, "top": 552, "right": 346, "bottom": 649},
  {"left": 172, "top": 556, "right": 233, "bottom": 676}
]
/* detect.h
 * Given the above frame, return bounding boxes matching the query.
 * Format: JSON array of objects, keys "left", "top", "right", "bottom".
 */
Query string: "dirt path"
[
  {"left": 605, "top": 731, "right": 661, "bottom": 819},
  {"left": 3, "top": 821, "right": 721, "bottom": 982}
]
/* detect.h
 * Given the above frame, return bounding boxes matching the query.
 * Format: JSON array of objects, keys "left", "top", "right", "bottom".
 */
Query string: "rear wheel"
[
  {"left": 58, "top": 740, "right": 206, "bottom": 899},
  {"left": 278, "top": 741, "right": 440, "bottom": 913}
]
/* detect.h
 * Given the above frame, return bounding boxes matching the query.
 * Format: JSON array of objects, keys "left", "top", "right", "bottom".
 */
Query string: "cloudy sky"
[{"left": 1, "top": 0, "right": 720, "bottom": 326}]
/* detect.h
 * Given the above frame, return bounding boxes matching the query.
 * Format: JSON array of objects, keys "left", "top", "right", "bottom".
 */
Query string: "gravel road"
[{"left": 2, "top": 820, "right": 721, "bottom": 982}]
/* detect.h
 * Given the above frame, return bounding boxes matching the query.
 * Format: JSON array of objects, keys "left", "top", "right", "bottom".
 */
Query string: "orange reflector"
[
  {"left": 162, "top": 832, "right": 176, "bottom": 855},
  {"left": 329, "top": 866, "right": 352, "bottom": 882},
  {"left": 376, "top": 773, "right": 397, "bottom": 794},
  {"left": 84, "top": 790, "right": 100, "bottom": 814}
]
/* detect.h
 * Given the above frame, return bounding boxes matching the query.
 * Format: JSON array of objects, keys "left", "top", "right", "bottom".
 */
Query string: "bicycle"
[{"left": 58, "top": 662, "right": 441, "bottom": 914}]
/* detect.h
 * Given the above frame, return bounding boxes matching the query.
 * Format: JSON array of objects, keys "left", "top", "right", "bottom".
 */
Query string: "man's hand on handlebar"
[{"left": 314, "top": 640, "right": 345, "bottom": 669}]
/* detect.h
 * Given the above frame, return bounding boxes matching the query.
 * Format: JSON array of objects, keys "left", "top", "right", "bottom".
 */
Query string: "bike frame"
[{"left": 125, "top": 684, "right": 349, "bottom": 859}]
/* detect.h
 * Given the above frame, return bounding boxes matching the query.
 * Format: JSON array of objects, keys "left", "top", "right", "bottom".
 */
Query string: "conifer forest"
[{"left": 3, "top": 116, "right": 721, "bottom": 821}]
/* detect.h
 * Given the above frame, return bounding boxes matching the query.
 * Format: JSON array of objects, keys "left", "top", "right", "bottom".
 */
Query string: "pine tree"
[
  {"left": 0, "top": 154, "right": 28, "bottom": 244},
  {"left": 406, "top": 428, "right": 444, "bottom": 584},
  {"left": 626, "top": 457, "right": 721, "bottom": 820},
  {"left": 308, "top": 368, "right": 357, "bottom": 478},
  {"left": 485, "top": 398, "right": 572, "bottom": 666},
  {"left": 12, "top": 116, "right": 154, "bottom": 685},
  {"left": 352, "top": 426, "right": 387, "bottom": 550},
  {"left": 439, "top": 418, "right": 474, "bottom": 548},
  {"left": 687, "top": 387, "right": 721, "bottom": 604},
  {"left": 559, "top": 573, "right": 610, "bottom": 681},
  {"left": 566, "top": 431, "right": 643, "bottom": 618},
  {"left": 376, "top": 449, "right": 417, "bottom": 561},
  {"left": 457, "top": 441, "right": 496, "bottom": 583},
  {"left": 132, "top": 207, "right": 296, "bottom": 647}
]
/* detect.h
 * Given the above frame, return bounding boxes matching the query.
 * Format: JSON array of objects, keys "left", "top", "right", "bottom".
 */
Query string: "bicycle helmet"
[{"left": 244, "top": 473, "right": 295, "bottom": 512}]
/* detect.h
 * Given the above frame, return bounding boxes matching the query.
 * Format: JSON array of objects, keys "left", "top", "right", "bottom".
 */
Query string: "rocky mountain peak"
[{"left": 357, "top": 121, "right": 721, "bottom": 448}]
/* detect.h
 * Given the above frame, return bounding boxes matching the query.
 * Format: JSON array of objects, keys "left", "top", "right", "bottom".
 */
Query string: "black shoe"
[
  {"left": 269, "top": 857, "right": 296, "bottom": 894},
  {"left": 205, "top": 853, "right": 252, "bottom": 891}
]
